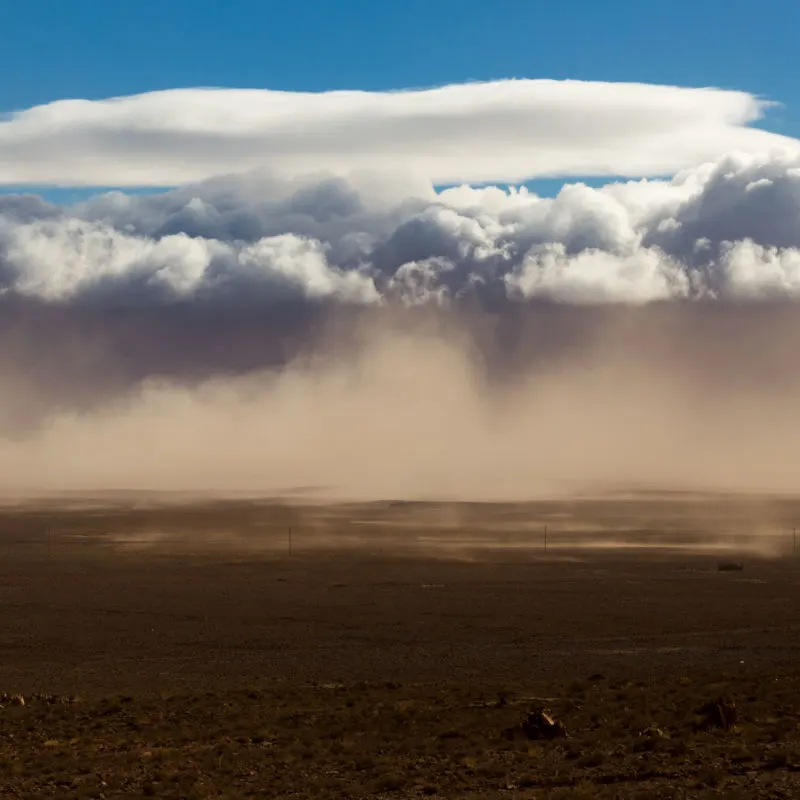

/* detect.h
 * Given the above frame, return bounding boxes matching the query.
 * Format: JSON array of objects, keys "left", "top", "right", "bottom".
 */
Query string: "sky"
[
  {"left": 1, "top": 0, "right": 800, "bottom": 311},
  {"left": 1, "top": 0, "right": 799, "bottom": 199},
  {"left": 5, "top": 0, "right": 800, "bottom": 496},
  {"left": 0, "top": 0, "right": 797, "bottom": 126}
]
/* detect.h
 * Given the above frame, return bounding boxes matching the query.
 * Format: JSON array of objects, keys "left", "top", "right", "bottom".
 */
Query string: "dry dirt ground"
[{"left": 0, "top": 493, "right": 799, "bottom": 798}]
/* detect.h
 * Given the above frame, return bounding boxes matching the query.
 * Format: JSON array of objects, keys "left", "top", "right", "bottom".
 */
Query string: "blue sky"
[{"left": 1, "top": 0, "right": 798, "bottom": 201}]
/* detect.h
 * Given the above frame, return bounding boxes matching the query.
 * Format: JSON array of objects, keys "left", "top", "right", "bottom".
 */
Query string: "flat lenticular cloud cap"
[{"left": 0, "top": 79, "right": 798, "bottom": 187}]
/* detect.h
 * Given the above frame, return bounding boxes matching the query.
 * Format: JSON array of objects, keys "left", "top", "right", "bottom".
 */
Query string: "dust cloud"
[{"left": 2, "top": 301, "right": 800, "bottom": 503}]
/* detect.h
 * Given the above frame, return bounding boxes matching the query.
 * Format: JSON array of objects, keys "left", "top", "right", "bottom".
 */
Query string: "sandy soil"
[{"left": 0, "top": 494, "right": 799, "bottom": 798}]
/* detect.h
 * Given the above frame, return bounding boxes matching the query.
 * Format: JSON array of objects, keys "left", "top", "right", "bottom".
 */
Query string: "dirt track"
[{"left": 1, "top": 495, "right": 799, "bottom": 797}]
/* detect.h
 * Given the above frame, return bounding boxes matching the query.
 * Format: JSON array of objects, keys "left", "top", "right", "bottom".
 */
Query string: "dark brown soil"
[{"left": 0, "top": 495, "right": 799, "bottom": 798}]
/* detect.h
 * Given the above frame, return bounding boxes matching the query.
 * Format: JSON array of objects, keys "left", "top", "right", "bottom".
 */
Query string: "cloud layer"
[
  {"left": 2, "top": 149, "right": 800, "bottom": 308},
  {"left": 1, "top": 80, "right": 797, "bottom": 187}
]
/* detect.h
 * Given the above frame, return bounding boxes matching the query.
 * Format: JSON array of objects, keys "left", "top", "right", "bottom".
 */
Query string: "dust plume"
[{"left": 3, "top": 302, "right": 800, "bottom": 501}]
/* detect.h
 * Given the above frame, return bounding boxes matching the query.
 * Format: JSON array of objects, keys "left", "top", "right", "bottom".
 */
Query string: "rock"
[
  {"left": 520, "top": 708, "right": 568, "bottom": 740},
  {"left": 695, "top": 698, "right": 737, "bottom": 731},
  {"left": 639, "top": 725, "right": 668, "bottom": 739}
]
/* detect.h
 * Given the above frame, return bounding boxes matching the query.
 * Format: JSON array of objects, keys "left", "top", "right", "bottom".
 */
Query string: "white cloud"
[
  {"left": 236, "top": 235, "right": 378, "bottom": 303},
  {"left": 506, "top": 243, "right": 689, "bottom": 304},
  {"left": 2, "top": 149, "right": 800, "bottom": 308},
  {"left": 719, "top": 239, "right": 800, "bottom": 299},
  {"left": 1, "top": 218, "right": 378, "bottom": 305},
  {"left": 0, "top": 80, "right": 797, "bottom": 187}
]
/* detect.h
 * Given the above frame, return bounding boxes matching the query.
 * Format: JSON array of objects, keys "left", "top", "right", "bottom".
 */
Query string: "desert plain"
[{"left": 0, "top": 491, "right": 797, "bottom": 798}]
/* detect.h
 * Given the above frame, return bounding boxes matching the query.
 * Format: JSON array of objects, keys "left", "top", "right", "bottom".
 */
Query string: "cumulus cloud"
[
  {"left": 505, "top": 244, "right": 690, "bottom": 304},
  {"left": 0, "top": 216, "right": 377, "bottom": 306},
  {"left": 0, "top": 80, "right": 797, "bottom": 187},
  {"left": 2, "top": 149, "right": 800, "bottom": 308}
]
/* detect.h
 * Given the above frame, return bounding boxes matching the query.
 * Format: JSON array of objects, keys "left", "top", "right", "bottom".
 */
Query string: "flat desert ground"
[{"left": 1, "top": 493, "right": 800, "bottom": 798}]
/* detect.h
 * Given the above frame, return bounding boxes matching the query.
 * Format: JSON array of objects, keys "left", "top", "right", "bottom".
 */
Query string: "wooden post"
[
  {"left": 544, "top": 525, "right": 548, "bottom": 553},
  {"left": 47, "top": 528, "right": 52, "bottom": 562},
  {"left": 288, "top": 526, "right": 293, "bottom": 557}
]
